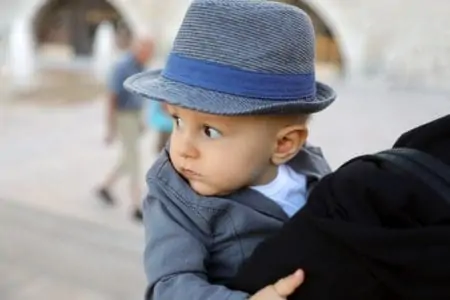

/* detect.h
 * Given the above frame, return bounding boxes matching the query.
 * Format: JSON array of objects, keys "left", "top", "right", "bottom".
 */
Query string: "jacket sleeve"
[{"left": 143, "top": 187, "right": 250, "bottom": 300}]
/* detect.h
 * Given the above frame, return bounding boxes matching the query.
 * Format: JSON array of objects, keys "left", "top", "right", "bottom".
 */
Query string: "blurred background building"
[
  {"left": 2, "top": 0, "right": 450, "bottom": 92},
  {"left": 1, "top": 1, "right": 450, "bottom": 299}
]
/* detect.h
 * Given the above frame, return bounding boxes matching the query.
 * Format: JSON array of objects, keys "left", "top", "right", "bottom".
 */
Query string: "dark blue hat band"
[{"left": 162, "top": 53, "right": 316, "bottom": 100}]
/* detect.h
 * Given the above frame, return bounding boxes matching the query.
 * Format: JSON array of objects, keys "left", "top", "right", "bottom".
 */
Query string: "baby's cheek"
[{"left": 220, "top": 164, "right": 254, "bottom": 188}]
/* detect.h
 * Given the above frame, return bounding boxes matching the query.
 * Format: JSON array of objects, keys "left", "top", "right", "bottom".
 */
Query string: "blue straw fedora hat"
[{"left": 125, "top": 0, "right": 337, "bottom": 115}]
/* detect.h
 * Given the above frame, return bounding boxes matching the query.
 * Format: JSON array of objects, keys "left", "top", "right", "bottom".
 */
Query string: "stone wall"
[
  {"left": 303, "top": 0, "right": 450, "bottom": 91},
  {"left": 2, "top": 0, "right": 450, "bottom": 92}
]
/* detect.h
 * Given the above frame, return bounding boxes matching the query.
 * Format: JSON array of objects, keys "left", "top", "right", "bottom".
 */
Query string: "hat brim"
[{"left": 124, "top": 69, "right": 336, "bottom": 115}]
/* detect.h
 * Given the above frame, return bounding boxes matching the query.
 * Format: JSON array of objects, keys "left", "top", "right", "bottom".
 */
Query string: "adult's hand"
[{"left": 249, "top": 269, "right": 304, "bottom": 300}]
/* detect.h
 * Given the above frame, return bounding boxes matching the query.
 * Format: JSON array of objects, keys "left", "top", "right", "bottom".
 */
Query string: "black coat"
[{"left": 228, "top": 115, "right": 450, "bottom": 300}]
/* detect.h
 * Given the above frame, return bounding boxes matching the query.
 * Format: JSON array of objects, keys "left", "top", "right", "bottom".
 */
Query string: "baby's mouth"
[{"left": 180, "top": 167, "right": 201, "bottom": 179}]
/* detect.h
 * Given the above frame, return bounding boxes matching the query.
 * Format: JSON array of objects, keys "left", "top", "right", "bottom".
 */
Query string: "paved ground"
[
  {"left": 0, "top": 199, "right": 145, "bottom": 300},
  {"left": 0, "top": 77, "right": 449, "bottom": 299}
]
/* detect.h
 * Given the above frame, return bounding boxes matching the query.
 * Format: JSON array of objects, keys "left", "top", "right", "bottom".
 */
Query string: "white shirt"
[{"left": 251, "top": 164, "right": 307, "bottom": 217}]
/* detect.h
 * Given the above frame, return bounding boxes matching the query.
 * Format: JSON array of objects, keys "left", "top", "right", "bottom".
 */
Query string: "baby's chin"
[{"left": 189, "top": 180, "right": 232, "bottom": 197}]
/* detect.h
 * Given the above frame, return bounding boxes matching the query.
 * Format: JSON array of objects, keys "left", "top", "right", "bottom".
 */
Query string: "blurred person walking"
[{"left": 97, "top": 38, "right": 152, "bottom": 221}]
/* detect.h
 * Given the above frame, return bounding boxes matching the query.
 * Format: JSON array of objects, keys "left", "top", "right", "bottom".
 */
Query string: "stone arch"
[
  {"left": 25, "top": 0, "right": 142, "bottom": 33},
  {"left": 30, "top": 0, "right": 141, "bottom": 56}
]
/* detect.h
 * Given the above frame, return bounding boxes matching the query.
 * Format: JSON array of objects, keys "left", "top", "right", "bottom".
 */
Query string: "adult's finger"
[{"left": 273, "top": 269, "right": 305, "bottom": 297}]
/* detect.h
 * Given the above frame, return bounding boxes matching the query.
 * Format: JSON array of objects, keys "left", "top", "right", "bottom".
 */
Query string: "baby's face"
[{"left": 166, "top": 105, "right": 280, "bottom": 196}]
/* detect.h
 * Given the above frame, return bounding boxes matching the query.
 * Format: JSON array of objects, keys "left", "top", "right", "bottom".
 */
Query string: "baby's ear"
[{"left": 271, "top": 124, "right": 308, "bottom": 165}]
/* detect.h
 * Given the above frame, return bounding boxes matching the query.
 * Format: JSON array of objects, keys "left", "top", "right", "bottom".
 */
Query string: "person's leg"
[
  {"left": 98, "top": 112, "right": 127, "bottom": 204},
  {"left": 129, "top": 150, "right": 142, "bottom": 220},
  {"left": 101, "top": 153, "right": 126, "bottom": 190},
  {"left": 121, "top": 111, "right": 143, "bottom": 220}
]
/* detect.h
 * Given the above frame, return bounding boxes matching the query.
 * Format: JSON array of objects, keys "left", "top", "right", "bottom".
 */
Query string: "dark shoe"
[
  {"left": 97, "top": 187, "right": 115, "bottom": 205},
  {"left": 133, "top": 208, "right": 143, "bottom": 222}
]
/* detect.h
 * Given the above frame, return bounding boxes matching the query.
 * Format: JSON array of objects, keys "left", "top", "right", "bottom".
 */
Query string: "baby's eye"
[
  {"left": 203, "top": 126, "right": 222, "bottom": 139},
  {"left": 173, "top": 116, "right": 183, "bottom": 128}
]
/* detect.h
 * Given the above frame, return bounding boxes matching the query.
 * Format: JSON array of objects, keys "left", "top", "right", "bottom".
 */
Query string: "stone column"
[
  {"left": 8, "top": 15, "right": 36, "bottom": 90},
  {"left": 92, "top": 21, "right": 117, "bottom": 83}
]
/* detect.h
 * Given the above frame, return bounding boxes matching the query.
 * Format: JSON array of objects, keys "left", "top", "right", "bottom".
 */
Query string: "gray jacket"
[{"left": 143, "top": 144, "right": 331, "bottom": 300}]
